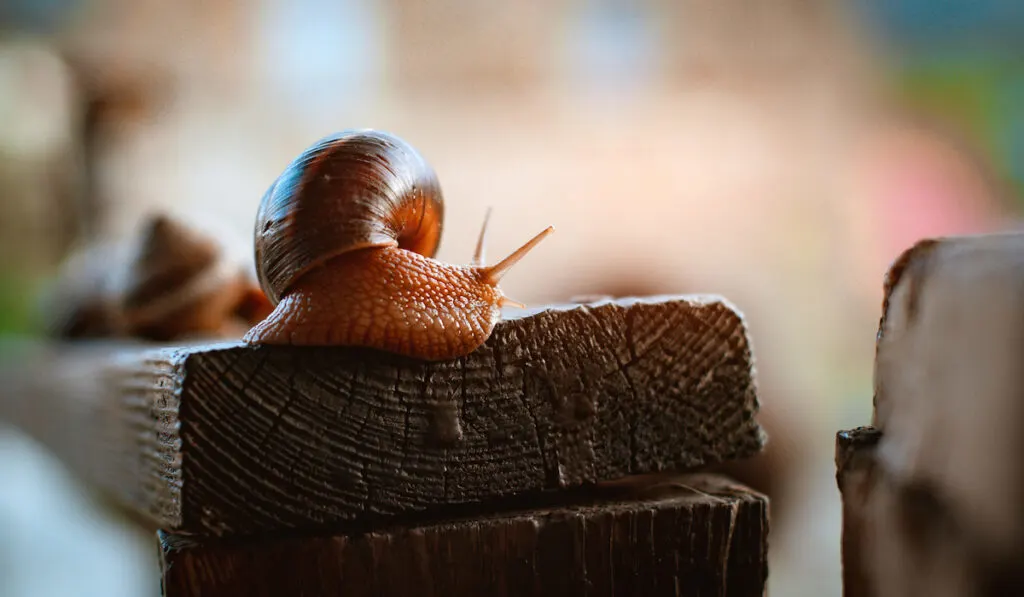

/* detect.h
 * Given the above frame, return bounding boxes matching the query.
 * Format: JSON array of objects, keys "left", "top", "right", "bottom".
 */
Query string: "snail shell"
[
  {"left": 254, "top": 130, "right": 444, "bottom": 304},
  {"left": 43, "top": 214, "right": 272, "bottom": 341},
  {"left": 244, "top": 129, "right": 552, "bottom": 360},
  {"left": 122, "top": 215, "right": 271, "bottom": 340}
]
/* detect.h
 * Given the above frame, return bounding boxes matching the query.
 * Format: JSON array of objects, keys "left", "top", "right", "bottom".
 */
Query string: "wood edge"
[
  {"left": 835, "top": 426, "right": 882, "bottom": 483},
  {"left": 157, "top": 475, "right": 769, "bottom": 597},
  {"left": 835, "top": 426, "right": 881, "bottom": 597},
  {"left": 873, "top": 238, "right": 939, "bottom": 424},
  {"left": 503, "top": 292, "right": 747, "bottom": 319},
  {"left": 0, "top": 340, "right": 192, "bottom": 529},
  {"left": 140, "top": 293, "right": 750, "bottom": 359},
  {"left": 871, "top": 231, "right": 1024, "bottom": 425},
  {"left": 148, "top": 348, "right": 190, "bottom": 529},
  {"left": 157, "top": 472, "right": 767, "bottom": 553}
]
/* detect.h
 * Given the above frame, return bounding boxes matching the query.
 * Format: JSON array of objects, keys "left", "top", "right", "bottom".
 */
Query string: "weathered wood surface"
[
  {"left": 874, "top": 234, "right": 1024, "bottom": 552},
  {"left": 0, "top": 295, "right": 764, "bottom": 536},
  {"left": 835, "top": 426, "right": 881, "bottom": 597},
  {"left": 844, "top": 232, "right": 1024, "bottom": 597},
  {"left": 835, "top": 426, "right": 984, "bottom": 597},
  {"left": 159, "top": 473, "right": 769, "bottom": 597}
]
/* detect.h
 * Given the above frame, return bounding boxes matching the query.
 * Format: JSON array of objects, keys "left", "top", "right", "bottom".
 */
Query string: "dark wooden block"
[
  {"left": 1, "top": 296, "right": 764, "bottom": 536},
  {"left": 158, "top": 473, "right": 769, "bottom": 597}
]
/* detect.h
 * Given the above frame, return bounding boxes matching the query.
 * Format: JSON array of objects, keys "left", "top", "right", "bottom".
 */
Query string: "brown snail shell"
[{"left": 255, "top": 130, "right": 444, "bottom": 305}]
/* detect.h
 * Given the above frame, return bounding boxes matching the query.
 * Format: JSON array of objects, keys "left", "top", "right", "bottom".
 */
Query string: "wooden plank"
[
  {"left": 158, "top": 473, "right": 768, "bottom": 597},
  {"left": 0, "top": 295, "right": 764, "bottom": 536},
  {"left": 860, "top": 232, "right": 1024, "bottom": 597},
  {"left": 835, "top": 426, "right": 881, "bottom": 597},
  {"left": 873, "top": 233, "right": 1024, "bottom": 547}
]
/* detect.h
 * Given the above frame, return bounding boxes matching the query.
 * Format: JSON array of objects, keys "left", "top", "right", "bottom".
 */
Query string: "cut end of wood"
[{"left": 836, "top": 427, "right": 882, "bottom": 463}]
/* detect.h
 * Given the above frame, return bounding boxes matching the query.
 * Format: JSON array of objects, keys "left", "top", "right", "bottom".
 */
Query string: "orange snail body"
[{"left": 243, "top": 129, "right": 553, "bottom": 360}]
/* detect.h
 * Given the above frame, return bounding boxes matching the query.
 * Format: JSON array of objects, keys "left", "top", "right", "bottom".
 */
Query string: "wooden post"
[
  {"left": 1, "top": 295, "right": 769, "bottom": 594},
  {"left": 159, "top": 473, "right": 768, "bottom": 597},
  {"left": 835, "top": 426, "right": 881, "bottom": 597},
  {"left": 838, "top": 233, "right": 1024, "bottom": 597}
]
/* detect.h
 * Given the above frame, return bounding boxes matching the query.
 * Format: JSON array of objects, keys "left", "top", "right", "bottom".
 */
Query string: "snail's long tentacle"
[{"left": 481, "top": 226, "right": 554, "bottom": 286}]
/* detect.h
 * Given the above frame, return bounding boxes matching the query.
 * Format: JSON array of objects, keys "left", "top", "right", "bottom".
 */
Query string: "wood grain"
[
  {"left": 159, "top": 473, "right": 769, "bottom": 597},
  {"left": 1, "top": 295, "right": 763, "bottom": 536}
]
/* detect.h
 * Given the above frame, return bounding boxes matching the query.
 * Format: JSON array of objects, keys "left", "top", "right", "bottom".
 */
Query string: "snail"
[
  {"left": 44, "top": 214, "right": 272, "bottom": 341},
  {"left": 243, "top": 129, "right": 553, "bottom": 360},
  {"left": 120, "top": 215, "right": 273, "bottom": 340}
]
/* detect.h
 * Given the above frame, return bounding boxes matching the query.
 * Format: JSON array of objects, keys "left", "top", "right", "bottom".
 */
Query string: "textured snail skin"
[
  {"left": 244, "top": 247, "right": 503, "bottom": 359},
  {"left": 244, "top": 129, "right": 551, "bottom": 361}
]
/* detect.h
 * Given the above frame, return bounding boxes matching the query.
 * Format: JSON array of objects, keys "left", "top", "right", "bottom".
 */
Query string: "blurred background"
[{"left": 1, "top": 0, "right": 1023, "bottom": 595}]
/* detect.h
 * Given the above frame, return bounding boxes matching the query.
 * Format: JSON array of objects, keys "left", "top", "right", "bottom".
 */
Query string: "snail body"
[{"left": 243, "top": 129, "right": 552, "bottom": 360}]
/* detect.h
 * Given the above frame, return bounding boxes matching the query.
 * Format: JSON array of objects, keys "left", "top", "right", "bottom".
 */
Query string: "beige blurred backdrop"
[{"left": 0, "top": 0, "right": 1016, "bottom": 595}]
